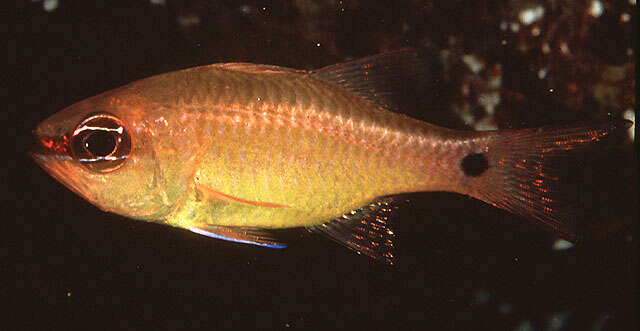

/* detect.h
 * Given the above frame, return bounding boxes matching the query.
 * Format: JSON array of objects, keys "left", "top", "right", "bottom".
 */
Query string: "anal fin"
[
  {"left": 307, "top": 198, "right": 398, "bottom": 264},
  {"left": 189, "top": 224, "right": 287, "bottom": 249}
]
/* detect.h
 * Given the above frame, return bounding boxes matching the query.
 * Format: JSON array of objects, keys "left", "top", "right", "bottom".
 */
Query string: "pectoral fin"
[
  {"left": 195, "top": 182, "right": 290, "bottom": 208},
  {"left": 189, "top": 224, "right": 287, "bottom": 249}
]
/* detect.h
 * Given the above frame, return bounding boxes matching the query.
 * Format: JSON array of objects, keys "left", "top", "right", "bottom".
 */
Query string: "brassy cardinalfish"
[{"left": 31, "top": 49, "right": 629, "bottom": 263}]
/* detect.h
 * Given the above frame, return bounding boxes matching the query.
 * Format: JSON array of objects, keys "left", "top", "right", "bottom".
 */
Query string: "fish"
[{"left": 30, "top": 49, "right": 629, "bottom": 263}]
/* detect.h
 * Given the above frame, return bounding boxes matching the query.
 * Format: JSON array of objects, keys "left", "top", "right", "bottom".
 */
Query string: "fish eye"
[{"left": 70, "top": 113, "right": 131, "bottom": 173}]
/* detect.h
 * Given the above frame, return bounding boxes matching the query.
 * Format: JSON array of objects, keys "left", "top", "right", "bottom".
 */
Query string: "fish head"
[{"left": 30, "top": 86, "right": 177, "bottom": 222}]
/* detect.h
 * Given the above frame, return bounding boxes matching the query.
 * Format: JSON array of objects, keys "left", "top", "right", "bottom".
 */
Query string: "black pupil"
[
  {"left": 84, "top": 131, "right": 117, "bottom": 157},
  {"left": 71, "top": 113, "right": 131, "bottom": 173}
]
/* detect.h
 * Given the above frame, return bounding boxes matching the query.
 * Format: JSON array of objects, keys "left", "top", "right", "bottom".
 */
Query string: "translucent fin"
[
  {"left": 307, "top": 198, "right": 398, "bottom": 264},
  {"left": 195, "top": 182, "right": 290, "bottom": 208},
  {"left": 311, "top": 49, "right": 427, "bottom": 111},
  {"left": 472, "top": 120, "right": 631, "bottom": 241},
  {"left": 189, "top": 225, "right": 287, "bottom": 249}
]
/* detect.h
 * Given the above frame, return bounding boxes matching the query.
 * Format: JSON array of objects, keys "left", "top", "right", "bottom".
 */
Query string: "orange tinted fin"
[
  {"left": 195, "top": 182, "right": 291, "bottom": 208},
  {"left": 307, "top": 198, "right": 400, "bottom": 265},
  {"left": 468, "top": 120, "right": 631, "bottom": 241}
]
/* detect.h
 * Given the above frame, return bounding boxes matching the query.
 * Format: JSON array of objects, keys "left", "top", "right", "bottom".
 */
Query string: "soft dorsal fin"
[
  {"left": 311, "top": 49, "right": 427, "bottom": 111},
  {"left": 307, "top": 198, "right": 398, "bottom": 264},
  {"left": 189, "top": 224, "right": 287, "bottom": 249}
]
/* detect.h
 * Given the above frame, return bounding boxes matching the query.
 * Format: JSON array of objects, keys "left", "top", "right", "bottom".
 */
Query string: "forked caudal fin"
[{"left": 466, "top": 120, "right": 631, "bottom": 241}]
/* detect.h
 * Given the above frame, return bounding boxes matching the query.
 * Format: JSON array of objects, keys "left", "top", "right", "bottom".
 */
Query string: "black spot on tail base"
[{"left": 461, "top": 153, "right": 489, "bottom": 177}]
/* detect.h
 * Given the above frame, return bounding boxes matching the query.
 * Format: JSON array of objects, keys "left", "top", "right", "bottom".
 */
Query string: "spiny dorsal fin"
[
  {"left": 307, "top": 198, "right": 399, "bottom": 264},
  {"left": 311, "top": 49, "right": 428, "bottom": 111},
  {"left": 189, "top": 224, "right": 287, "bottom": 249},
  {"left": 214, "top": 63, "right": 303, "bottom": 75}
]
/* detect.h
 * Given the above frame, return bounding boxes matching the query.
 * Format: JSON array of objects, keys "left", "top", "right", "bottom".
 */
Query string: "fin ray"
[
  {"left": 470, "top": 120, "right": 630, "bottom": 241},
  {"left": 311, "top": 49, "right": 428, "bottom": 111},
  {"left": 308, "top": 198, "right": 398, "bottom": 264}
]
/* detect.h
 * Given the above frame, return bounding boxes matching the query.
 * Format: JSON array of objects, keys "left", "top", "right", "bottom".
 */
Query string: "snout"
[{"left": 28, "top": 129, "right": 71, "bottom": 162}]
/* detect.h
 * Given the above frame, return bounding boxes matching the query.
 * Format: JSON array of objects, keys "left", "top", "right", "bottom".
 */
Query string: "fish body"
[
  {"left": 137, "top": 62, "right": 480, "bottom": 229},
  {"left": 31, "top": 50, "right": 627, "bottom": 262}
]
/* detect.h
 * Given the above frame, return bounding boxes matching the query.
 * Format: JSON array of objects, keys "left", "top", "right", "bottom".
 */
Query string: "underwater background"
[{"left": 6, "top": 0, "right": 635, "bottom": 329}]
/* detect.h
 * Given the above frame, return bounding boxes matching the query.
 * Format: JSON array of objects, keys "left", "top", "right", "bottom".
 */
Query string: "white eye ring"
[{"left": 71, "top": 113, "right": 132, "bottom": 173}]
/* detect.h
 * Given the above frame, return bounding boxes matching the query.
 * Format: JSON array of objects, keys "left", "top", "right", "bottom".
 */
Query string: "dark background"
[{"left": 5, "top": 0, "right": 636, "bottom": 329}]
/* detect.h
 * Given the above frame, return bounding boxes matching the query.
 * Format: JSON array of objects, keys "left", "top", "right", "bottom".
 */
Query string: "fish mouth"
[
  {"left": 28, "top": 130, "right": 72, "bottom": 161},
  {"left": 26, "top": 130, "right": 45, "bottom": 161},
  {"left": 29, "top": 130, "right": 74, "bottom": 178},
  {"left": 29, "top": 130, "right": 97, "bottom": 206}
]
